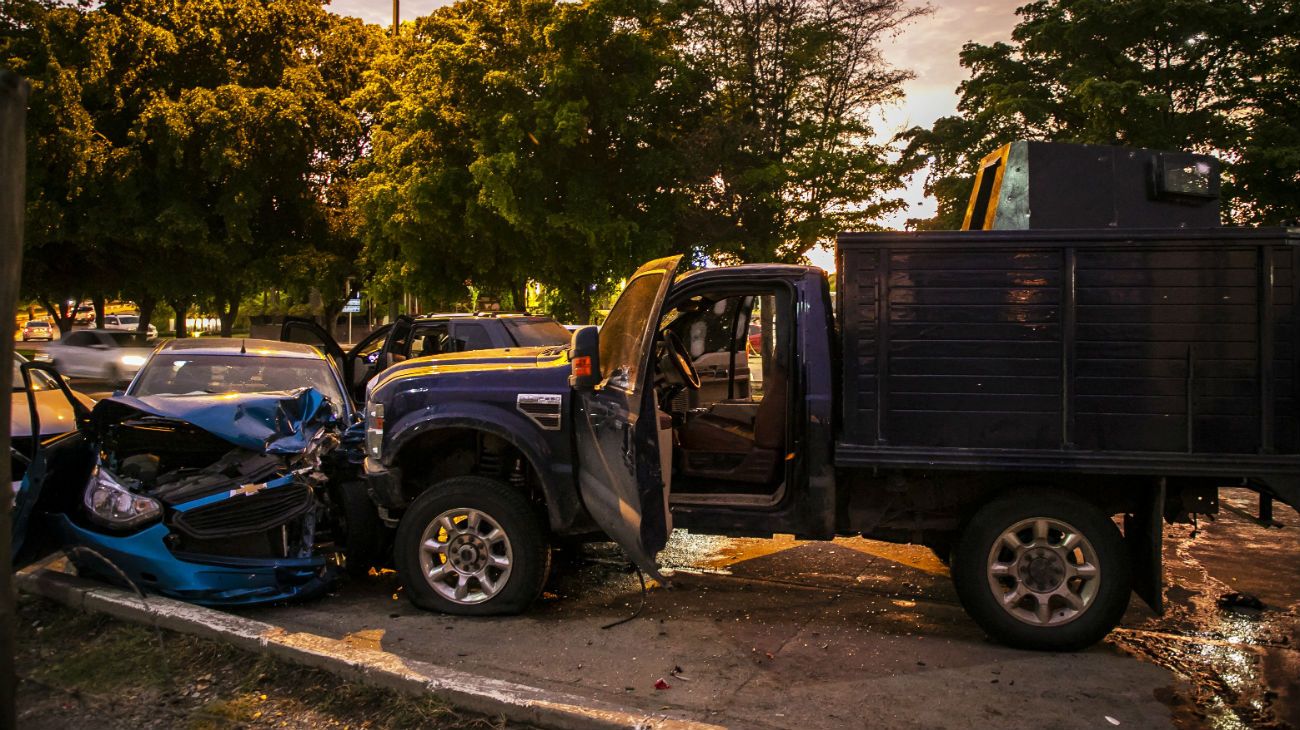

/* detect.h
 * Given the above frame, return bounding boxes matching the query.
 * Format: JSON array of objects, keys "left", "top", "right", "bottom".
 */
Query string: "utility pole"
[
  {"left": 393, "top": 0, "right": 399, "bottom": 36},
  {"left": 0, "top": 70, "right": 30, "bottom": 730}
]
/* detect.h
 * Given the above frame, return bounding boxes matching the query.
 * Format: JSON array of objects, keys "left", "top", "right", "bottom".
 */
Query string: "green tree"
[
  {"left": 683, "top": 0, "right": 926, "bottom": 263},
  {"left": 904, "top": 0, "right": 1300, "bottom": 230},
  {"left": 5, "top": 0, "right": 382, "bottom": 336},
  {"left": 355, "top": 0, "right": 711, "bottom": 322},
  {"left": 1, "top": 1, "right": 134, "bottom": 331}
]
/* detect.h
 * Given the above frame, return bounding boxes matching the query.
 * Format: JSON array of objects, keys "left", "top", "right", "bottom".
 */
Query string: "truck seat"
[{"left": 676, "top": 366, "right": 787, "bottom": 484}]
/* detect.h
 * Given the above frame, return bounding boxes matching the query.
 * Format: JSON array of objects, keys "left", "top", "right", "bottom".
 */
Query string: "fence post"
[{"left": 0, "top": 70, "right": 30, "bottom": 730}]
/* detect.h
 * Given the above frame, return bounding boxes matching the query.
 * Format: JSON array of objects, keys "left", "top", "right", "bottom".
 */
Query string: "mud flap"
[{"left": 1125, "top": 478, "right": 1165, "bottom": 615}]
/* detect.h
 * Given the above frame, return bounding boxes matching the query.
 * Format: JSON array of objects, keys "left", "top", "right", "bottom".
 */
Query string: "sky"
[{"left": 327, "top": 0, "right": 1024, "bottom": 269}]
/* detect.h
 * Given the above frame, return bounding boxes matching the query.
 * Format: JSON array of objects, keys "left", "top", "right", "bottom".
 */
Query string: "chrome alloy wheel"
[
  {"left": 417, "top": 508, "right": 513, "bottom": 605},
  {"left": 986, "top": 517, "right": 1100, "bottom": 627}
]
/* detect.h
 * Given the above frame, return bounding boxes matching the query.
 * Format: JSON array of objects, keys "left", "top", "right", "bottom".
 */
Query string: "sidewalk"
[{"left": 21, "top": 532, "right": 1190, "bottom": 729}]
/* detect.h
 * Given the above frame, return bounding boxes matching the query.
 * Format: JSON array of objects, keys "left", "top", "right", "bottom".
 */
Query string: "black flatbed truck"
[{"left": 357, "top": 142, "right": 1300, "bottom": 650}]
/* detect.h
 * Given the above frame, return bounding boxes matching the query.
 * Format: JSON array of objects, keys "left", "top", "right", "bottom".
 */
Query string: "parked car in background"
[
  {"left": 103, "top": 314, "right": 158, "bottom": 338},
  {"left": 22, "top": 320, "right": 53, "bottom": 341},
  {"left": 282, "top": 312, "right": 572, "bottom": 402},
  {"left": 41, "top": 330, "right": 157, "bottom": 384}
]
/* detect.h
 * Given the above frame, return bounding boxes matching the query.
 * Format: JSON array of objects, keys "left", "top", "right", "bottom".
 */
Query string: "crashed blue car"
[{"left": 13, "top": 362, "right": 374, "bottom": 606}]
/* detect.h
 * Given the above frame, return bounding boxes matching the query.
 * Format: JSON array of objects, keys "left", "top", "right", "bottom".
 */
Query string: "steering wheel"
[{"left": 662, "top": 329, "right": 701, "bottom": 390}]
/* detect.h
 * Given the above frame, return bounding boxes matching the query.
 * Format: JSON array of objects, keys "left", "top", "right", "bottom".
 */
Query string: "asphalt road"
[{"left": 234, "top": 489, "right": 1298, "bottom": 729}]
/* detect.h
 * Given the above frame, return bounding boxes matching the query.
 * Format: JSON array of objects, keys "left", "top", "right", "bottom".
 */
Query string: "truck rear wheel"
[
  {"left": 395, "top": 476, "right": 550, "bottom": 616},
  {"left": 952, "top": 490, "right": 1131, "bottom": 650}
]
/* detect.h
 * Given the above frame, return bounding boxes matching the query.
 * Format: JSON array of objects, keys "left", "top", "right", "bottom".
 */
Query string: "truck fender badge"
[{"left": 517, "top": 394, "right": 563, "bottom": 431}]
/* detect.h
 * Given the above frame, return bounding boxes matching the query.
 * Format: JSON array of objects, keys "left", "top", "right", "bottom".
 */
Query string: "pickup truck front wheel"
[
  {"left": 952, "top": 490, "right": 1131, "bottom": 651},
  {"left": 395, "top": 476, "right": 550, "bottom": 616}
]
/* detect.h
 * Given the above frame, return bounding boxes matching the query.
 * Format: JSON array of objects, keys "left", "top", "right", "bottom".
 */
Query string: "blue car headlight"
[{"left": 83, "top": 464, "right": 162, "bottom": 530}]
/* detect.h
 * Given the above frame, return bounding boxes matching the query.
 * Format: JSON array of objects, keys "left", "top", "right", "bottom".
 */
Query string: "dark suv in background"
[{"left": 282, "top": 312, "right": 572, "bottom": 402}]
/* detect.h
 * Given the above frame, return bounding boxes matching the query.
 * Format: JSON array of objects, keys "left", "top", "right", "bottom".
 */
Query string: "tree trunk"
[
  {"left": 512, "top": 281, "right": 528, "bottom": 313},
  {"left": 0, "top": 70, "right": 29, "bottom": 730},
  {"left": 136, "top": 294, "right": 157, "bottom": 335},
  {"left": 573, "top": 293, "right": 593, "bottom": 326},
  {"left": 218, "top": 294, "right": 240, "bottom": 338},
  {"left": 92, "top": 293, "right": 106, "bottom": 329},
  {"left": 169, "top": 297, "right": 190, "bottom": 339},
  {"left": 37, "top": 296, "right": 75, "bottom": 336}
]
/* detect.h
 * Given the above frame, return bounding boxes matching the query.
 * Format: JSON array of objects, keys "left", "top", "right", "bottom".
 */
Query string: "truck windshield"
[{"left": 503, "top": 318, "right": 570, "bottom": 347}]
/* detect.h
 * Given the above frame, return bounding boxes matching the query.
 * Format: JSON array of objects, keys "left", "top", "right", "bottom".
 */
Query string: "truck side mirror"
[{"left": 568, "top": 326, "right": 601, "bottom": 390}]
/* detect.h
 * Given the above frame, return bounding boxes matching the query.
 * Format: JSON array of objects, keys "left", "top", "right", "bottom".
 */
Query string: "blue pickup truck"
[{"left": 353, "top": 143, "right": 1300, "bottom": 651}]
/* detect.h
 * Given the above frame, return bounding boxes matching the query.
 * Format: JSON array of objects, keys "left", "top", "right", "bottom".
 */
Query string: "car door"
[
  {"left": 12, "top": 362, "right": 94, "bottom": 566},
  {"left": 280, "top": 317, "right": 401, "bottom": 403},
  {"left": 573, "top": 255, "right": 682, "bottom": 580}
]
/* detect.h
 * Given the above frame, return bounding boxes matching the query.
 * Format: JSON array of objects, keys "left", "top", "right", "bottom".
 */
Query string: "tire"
[
  {"left": 395, "top": 476, "right": 550, "bottom": 616},
  {"left": 951, "top": 490, "right": 1131, "bottom": 651},
  {"left": 335, "top": 481, "right": 388, "bottom": 579}
]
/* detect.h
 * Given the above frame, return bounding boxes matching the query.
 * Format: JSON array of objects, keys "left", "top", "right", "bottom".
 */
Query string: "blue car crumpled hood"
[{"left": 91, "top": 388, "right": 336, "bottom": 454}]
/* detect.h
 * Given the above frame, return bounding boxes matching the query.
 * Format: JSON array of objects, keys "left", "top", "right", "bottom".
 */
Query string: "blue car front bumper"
[{"left": 55, "top": 515, "right": 335, "bottom": 607}]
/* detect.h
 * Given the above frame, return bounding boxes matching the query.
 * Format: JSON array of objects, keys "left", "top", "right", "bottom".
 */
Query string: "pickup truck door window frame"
[
  {"left": 280, "top": 317, "right": 407, "bottom": 404},
  {"left": 573, "top": 255, "right": 683, "bottom": 580}
]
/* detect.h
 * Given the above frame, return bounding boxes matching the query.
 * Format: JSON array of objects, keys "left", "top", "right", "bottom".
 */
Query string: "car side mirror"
[
  {"left": 90, "top": 343, "right": 109, "bottom": 350},
  {"left": 568, "top": 326, "right": 601, "bottom": 390}
]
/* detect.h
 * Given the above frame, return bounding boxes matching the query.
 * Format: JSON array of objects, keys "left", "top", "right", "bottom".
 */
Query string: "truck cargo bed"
[{"left": 834, "top": 227, "right": 1300, "bottom": 490}]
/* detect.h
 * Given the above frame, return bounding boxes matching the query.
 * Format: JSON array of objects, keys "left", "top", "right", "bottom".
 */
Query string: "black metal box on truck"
[{"left": 834, "top": 227, "right": 1300, "bottom": 484}]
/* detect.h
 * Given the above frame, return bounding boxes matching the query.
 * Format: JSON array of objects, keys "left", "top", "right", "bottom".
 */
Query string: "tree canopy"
[
  {"left": 904, "top": 0, "right": 1300, "bottom": 230},
  {"left": 5, "top": 0, "right": 922, "bottom": 326}
]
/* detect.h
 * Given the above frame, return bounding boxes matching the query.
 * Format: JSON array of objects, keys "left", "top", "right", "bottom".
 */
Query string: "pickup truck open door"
[
  {"left": 572, "top": 255, "right": 682, "bottom": 581},
  {"left": 280, "top": 316, "right": 411, "bottom": 404}
]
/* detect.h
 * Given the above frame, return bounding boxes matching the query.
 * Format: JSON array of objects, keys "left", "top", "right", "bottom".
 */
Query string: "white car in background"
[
  {"left": 103, "top": 313, "right": 158, "bottom": 338},
  {"left": 41, "top": 329, "right": 158, "bottom": 384}
]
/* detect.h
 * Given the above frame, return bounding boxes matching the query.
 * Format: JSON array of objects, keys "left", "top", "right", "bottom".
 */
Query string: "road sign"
[{"left": 342, "top": 297, "right": 362, "bottom": 314}]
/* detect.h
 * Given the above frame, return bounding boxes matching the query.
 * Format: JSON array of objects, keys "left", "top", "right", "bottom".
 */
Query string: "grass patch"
[{"left": 16, "top": 595, "right": 523, "bottom": 729}]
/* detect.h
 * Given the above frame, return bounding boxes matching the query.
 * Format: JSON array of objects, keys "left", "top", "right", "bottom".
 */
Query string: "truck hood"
[{"left": 370, "top": 346, "right": 570, "bottom": 395}]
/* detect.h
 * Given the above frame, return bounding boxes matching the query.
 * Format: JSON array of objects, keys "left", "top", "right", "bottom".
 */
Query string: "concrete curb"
[{"left": 17, "top": 567, "right": 725, "bottom": 730}]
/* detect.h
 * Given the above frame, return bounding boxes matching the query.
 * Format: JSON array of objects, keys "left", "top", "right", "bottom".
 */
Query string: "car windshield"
[
  {"left": 10, "top": 358, "right": 56, "bottom": 392},
  {"left": 504, "top": 318, "right": 571, "bottom": 347},
  {"left": 105, "top": 331, "right": 154, "bottom": 347},
  {"left": 114, "top": 315, "right": 139, "bottom": 325},
  {"left": 27, "top": 321, "right": 48, "bottom": 328},
  {"left": 131, "top": 354, "right": 348, "bottom": 415}
]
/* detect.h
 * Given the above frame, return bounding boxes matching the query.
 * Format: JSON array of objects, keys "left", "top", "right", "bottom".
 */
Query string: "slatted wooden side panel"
[
  {"left": 884, "top": 249, "right": 1063, "bottom": 448},
  {"left": 1273, "top": 246, "right": 1298, "bottom": 453},
  {"left": 837, "top": 230, "right": 1300, "bottom": 459},
  {"left": 1074, "top": 246, "right": 1260, "bottom": 453},
  {"left": 837, "top": 246, "right": 877, "bottom": 444}
]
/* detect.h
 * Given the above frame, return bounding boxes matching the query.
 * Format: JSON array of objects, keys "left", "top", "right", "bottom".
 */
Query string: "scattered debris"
[
  {"left": 1217, "top": 592, "right": 1265, "bottom": 611},
  {"left": 1105, "top": 716, "right": 1121, "bottom": 726},
  {"left": 654, "top": 678, "right": 671, "bottom": 690}
]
